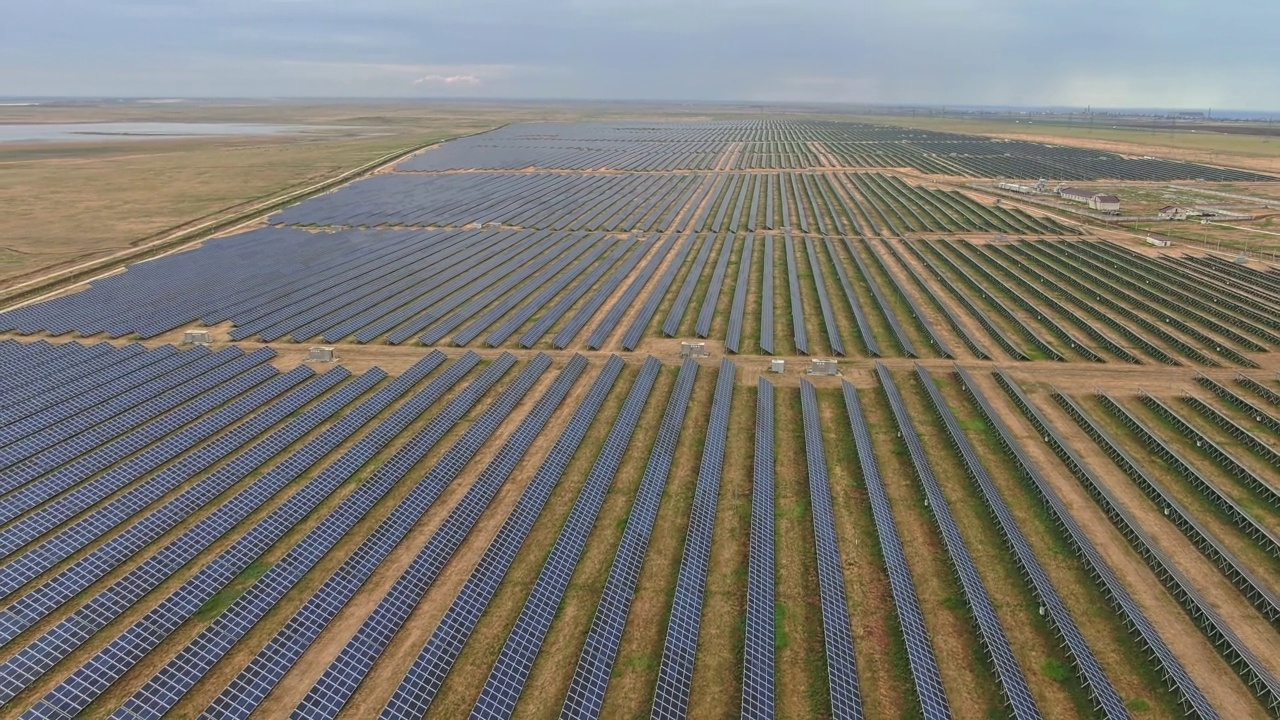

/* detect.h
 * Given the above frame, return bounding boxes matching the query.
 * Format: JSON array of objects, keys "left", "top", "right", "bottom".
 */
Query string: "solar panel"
[
  {"left": 741, "top": 377, "right": 776, "bottom": 720},
  {"left": 463, "top": 357, "right": 661, "bottom": 719},
  {"left": 797, "top": 380, "right": 862, "bottom": 719},
  {"left": 0, "top": 353, "right": 456, "bottom": 706},
  {"left": 560, "top": 357, "right": 699, "bottom": 719},
  {"left": 652, "top": 359, "right": 736, "bottom": 719},
  {"left": 839, "top": 380, "right": 951, "bottom": 719},
  {"left": 374, "top": 356, "right": 625, "bottom": 720},
  {"left": 991, "top": 369, "right": 1220, "bottom": 718},
  {"left": 117, "top": 355, "right": 546, "bottom": 719}
]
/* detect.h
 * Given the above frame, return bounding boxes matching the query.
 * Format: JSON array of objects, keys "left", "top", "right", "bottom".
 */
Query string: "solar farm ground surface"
[{"left": 1, "top": 118, "right": 1279, "bottom": 720}]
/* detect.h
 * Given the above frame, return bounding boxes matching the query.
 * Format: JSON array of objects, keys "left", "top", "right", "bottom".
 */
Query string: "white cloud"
[{"left": 413, "top": 74, "right": 482, "bottom": 86}]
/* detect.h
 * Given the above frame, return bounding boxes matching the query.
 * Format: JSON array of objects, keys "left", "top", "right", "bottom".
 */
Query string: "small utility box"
[
  {"left": 307, "top": 346, "right": 337, "bottom": 363},
  {"left": 182, "top": 330, "right": 212, "bottom": 346},
  {"left": 808, "top": 358, "right": 840, "bottom": 376},
  {"left": 770, "top": 359, "right": 786, "bottom": 374},
  {"left": 680, "top": 342, "right": 709, "bottom": 358}
]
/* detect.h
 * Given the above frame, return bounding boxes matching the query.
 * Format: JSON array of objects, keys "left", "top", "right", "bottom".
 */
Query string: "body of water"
[{"left": 0, "top": 122, "right": 345, "bottom": 143}]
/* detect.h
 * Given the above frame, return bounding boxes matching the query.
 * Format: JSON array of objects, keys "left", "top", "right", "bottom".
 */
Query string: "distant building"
[
  {"left": 1089, "top": 194, "right": 1121, "bottom": 213},
  {"left": 1058, "top": 187, "right": 1096, "bottom": 203},
  {"left": 1058, "top": 186, "right": 1121, "bottom": 213},
  {"left": 1158, "top": 205, "right": 1186, "bottom": 220}
]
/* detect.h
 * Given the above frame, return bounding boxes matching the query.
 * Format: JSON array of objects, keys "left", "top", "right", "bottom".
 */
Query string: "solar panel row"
[
  {"left": 468, "top": 357, "right": 662, "bottom": 719},
  {"left": 585, "top": 234, "right": 679, "bottom": 350},
  {"left": 944, "top": 367, "right": 1128, "bottom": 718},
  {"left": 723, "top": 234, "right": 755, "bottom": 354},
  {"left": 741, "top": 378, "right": 776, "bottom": 720},
  {"left": 652, "top": 359, "right": 736, "bottom": 720},
  {"left": 879, "top": 365, "right": 1038, "bottom": 719},
  {"left": 376, "top": 356, "right": 625, "bottom": 720},
  {"left": 694, "top": 234, "right": 736, "bottom": 339},
  {"left": 991, "top": 369, "right": 1219, "bottom": 718},
  {"left": 0, "top": 353, "right": 454, "bottom": 707},
  {"left": 560, "top": 357, "right": 699, "bottom": 719},
  {"left": 839, "top": 381, "right": 951, "bottom": 720},
  {"left": 759, "top": 235, "right": 775, "bottom": 355},
  {"left": 783, "top": 234, "right": 809, "bottom": 355},
  {"left": 114, "top": 355, "right": 543, "bottom": 719},
  {"left": 802, "top": 238, "right": 844, "bottom": 357},
  {"left": 798, "top": 380, "right": 862, "bottom": 719}
]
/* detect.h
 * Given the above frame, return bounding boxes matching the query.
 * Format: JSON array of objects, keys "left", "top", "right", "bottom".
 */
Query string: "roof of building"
[
  {"left": 1058, "top": 187, "right": 1096, "bottom": 199},
  {"left": 1093, "top": 195, "right": 1121, "bottom": 203}
]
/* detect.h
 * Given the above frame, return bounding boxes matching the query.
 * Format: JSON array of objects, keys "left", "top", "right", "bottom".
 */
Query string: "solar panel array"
[
  {"left": 7, "top": 352, "right": 466, "bottom": 713},
  {"left": 798, "top": 380, "right": 863, "bottom": 719},
  {"left": 662, "top": 233, "right": 720, "bottom": 337},
  {"left": 839, "top": 381, "right": 952, "bottom": 719},
  {"left": 375, "top": 356, "right": 625, "bottom": 720},
  {"left": 741, "top": 378, "right": 776, "bottom": 720},
  {"left": 586, "top": 234, "right": 680, "bottom": 350},
  {"left": 652, "top": 359, "right": 736, "bottom": 719},
  {"left": 783, "top": 234, "right": 810, "bottom": 355},
  {"left": 944, "top": 366, "right": 1128, "bottom": 718},
  {"left": 115, "top": 355, "right": 548, "bottom": 719},
  {"left": 1096, "top": 394, "right": 1280, "bottom": 618},
  {"left": 760, "top": 234, "right": 775, "bottom": 355},
  {"left": 0, "top": 365, "right": 399, "bottom": 662},
  {"left": 0, "top": 365, "right": 335, "bottom": 568},
  {"left": 382, "top": 120, "right": 1273, "bottom": 180},
  {"left": 843, "top": 237, "right": 916, "bottom": 357},
  {"left": 1051, "top": 392, "right": 1280, "bottom": 713},
  {"left": 991, "top": 369, "right": 1219, "bottom": 718},
  {"left": 1139, "top": 393, "right": 1280, "bottom": 511},
  {"left": 865, "top": 238, "right": 955, "bottom": 358},
  {"left": 468, "top": 357, "right": 662, "bottom": 719},
  {"left": 560, "top": 358, "right": 699, "bottom": 719},
  {"left": 724, "top": 234, "right": 755, "bottom": 354},
  {"left": 284, "top": 355, "right": 577, "bottom": 719},
  {"left": 274, "top": 172, "right": 707, "bottom": 230},
  {"left": 876, "top": 364, "right": 1037, "bottom": 718}
]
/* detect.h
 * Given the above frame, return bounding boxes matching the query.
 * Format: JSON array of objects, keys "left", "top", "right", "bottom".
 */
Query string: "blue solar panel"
[
  {"left": 839, "top": 381, "right": 951, "bottom": 719},
  {"left": 560, "top": 358, "right": 699, "bottom": 718},
  {"left": 374, "top": 356, "right": 625, "bottom": 720},
  {"left": 464, "top": 357, "right": 661, "bottom": 719},
  {"left": 652, "top": 359, "right": 736, "bottom": 719}
]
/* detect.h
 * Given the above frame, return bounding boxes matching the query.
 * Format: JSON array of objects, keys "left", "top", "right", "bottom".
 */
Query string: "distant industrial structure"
[{"left": 1057, "top": 186, "right": 1122, "bottom": 214}]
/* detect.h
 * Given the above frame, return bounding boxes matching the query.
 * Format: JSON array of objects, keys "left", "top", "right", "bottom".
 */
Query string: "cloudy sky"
[{"left": 3, "top": 0, "right": 1278, "bottom": 109}]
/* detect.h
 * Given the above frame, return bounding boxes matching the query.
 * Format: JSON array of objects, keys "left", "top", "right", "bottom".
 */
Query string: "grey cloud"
[{"left": 1, "top": 0, "right": 1276, "bottom": 109}]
